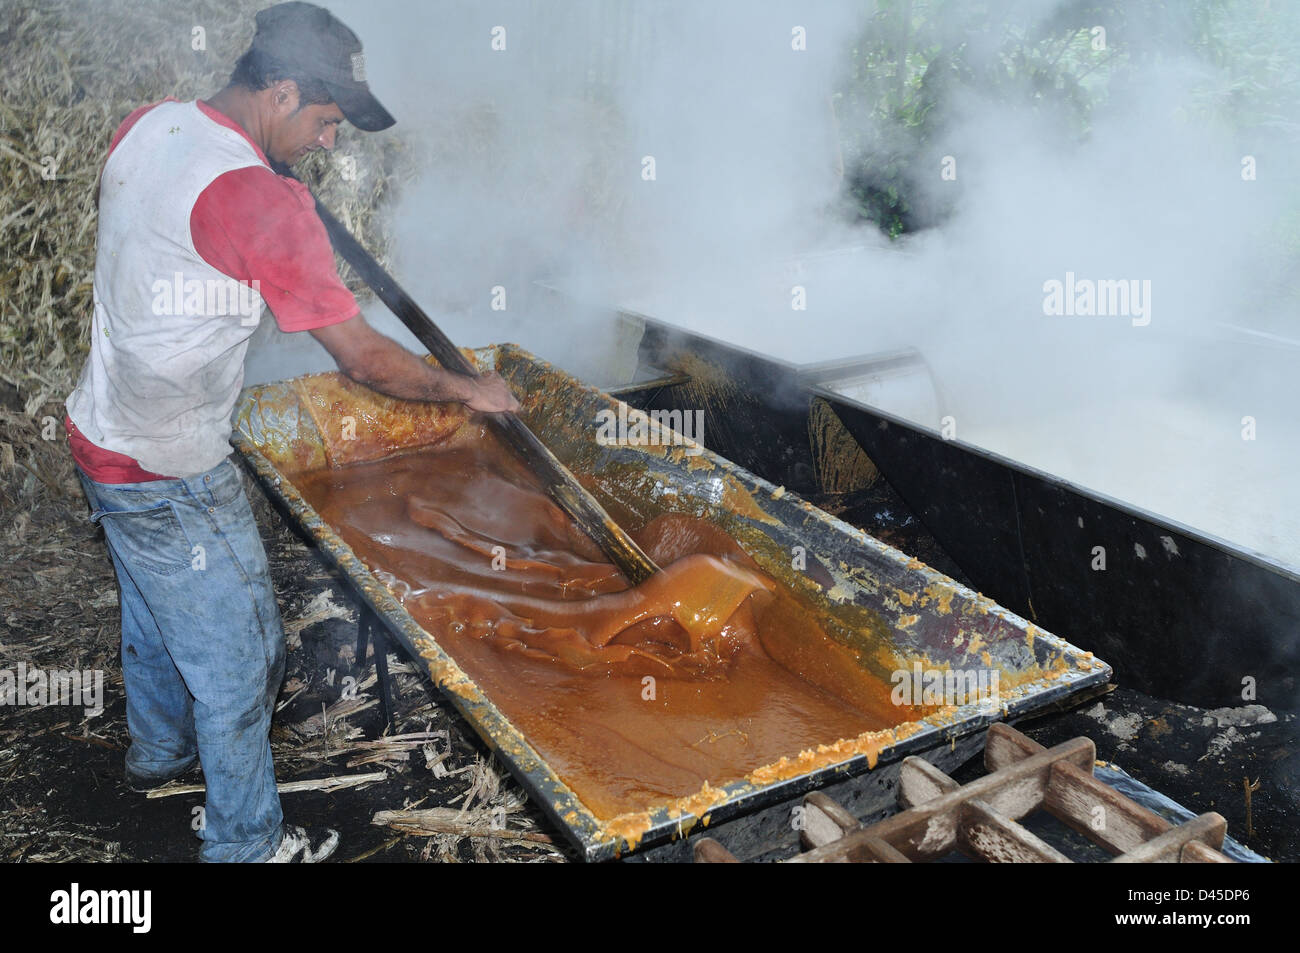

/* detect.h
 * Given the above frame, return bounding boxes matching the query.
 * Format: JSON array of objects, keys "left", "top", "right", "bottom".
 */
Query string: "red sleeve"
[{"left": 190, "top": 167, "right": 360, "bottom": 333}]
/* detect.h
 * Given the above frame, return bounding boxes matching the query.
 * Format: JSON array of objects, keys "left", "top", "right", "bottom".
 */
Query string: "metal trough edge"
[{"left": 232, "top": 344, "right": 1112, "bottom": 861}]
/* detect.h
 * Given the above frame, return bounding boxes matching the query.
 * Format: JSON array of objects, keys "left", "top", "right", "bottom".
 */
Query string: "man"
[{"left": 64, "top": 1, "right": 518, "bottom": 863}]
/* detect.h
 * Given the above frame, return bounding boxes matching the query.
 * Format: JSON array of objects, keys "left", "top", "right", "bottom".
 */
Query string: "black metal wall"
[{"left": 629, "top": 320, "right": 1300, "bottom": 710}]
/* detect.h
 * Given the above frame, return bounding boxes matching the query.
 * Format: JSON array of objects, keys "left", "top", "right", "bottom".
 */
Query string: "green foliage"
[{"left": 837, "top": 0, "right": 1299, "bottom": 237}]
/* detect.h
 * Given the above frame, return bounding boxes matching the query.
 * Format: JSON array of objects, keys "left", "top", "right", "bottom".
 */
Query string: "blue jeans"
[{"left": 76, "top": 456, "right": 285, "bottom": 862}]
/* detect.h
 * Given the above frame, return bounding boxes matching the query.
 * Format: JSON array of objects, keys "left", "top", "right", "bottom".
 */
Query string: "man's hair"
[{"left": 228, "top": 47, "right": 334, "bottom": 109}]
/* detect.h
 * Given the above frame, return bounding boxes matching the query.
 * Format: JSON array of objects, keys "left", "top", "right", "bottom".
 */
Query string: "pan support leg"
[{"left": 355, "top": 606, "right": 394, "bottom": 735}]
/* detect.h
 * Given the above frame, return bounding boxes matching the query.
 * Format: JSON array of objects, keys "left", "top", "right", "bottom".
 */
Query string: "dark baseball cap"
[{"left": 250, "top": 1, "right": 395, "bottom": 131}]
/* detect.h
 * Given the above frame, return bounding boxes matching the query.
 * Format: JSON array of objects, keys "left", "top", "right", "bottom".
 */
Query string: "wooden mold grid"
[{"left": 693, "top": 723, "right": 1234, "bottom": 863}]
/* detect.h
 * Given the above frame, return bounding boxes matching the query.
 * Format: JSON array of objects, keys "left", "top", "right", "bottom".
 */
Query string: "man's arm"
[
  {"left": 311, "top": 314, "right": 519, "bottom": 413},
  {"left": 184, "top": 159, "right": 516, "bottom": 413}
]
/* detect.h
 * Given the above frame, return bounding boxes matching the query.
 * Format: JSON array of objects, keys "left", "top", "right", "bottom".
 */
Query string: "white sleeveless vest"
[{"left": 67, "top": 100, "right": 269, "bottom": 478}]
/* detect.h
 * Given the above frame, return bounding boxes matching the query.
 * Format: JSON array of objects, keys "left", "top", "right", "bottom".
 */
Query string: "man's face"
[{"left": 264, "top": 81, "right": 345, "bottom": 166}]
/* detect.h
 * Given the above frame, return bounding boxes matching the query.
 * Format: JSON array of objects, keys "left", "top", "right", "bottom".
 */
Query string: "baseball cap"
[{"left": 250, "top": 1, "right": 395, "bottom": 132}]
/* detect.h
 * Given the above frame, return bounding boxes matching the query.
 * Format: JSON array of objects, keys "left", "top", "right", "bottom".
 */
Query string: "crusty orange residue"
[
  {"left": 292, "top": 371, "right": 472, "bottom": 468},
  {"left": 923, "top": 583, "right": 955, "bottom": 615},
  {"left": 747, "top": 720, "right": 928, "bottom": 786},
  {"left": 720, "top": 474, "right": 779, "bottom": 523},
  {"left": 420, "top": 650, "right": 480, "bottom": 701},
  {"left": 962, "top": 594, "right": 997, "bottom": 617},
  {"left": 603, "top": 811, "right": 654, "bottom": 851},
  {"left": 241, "top": 389, "right": 329, "bottom": 473},
  {"left": 595, "top": 719, "right": 940, "bottom": 849},
  {"left": 666, "top": 781, "right": 730, "bottom": 822}
]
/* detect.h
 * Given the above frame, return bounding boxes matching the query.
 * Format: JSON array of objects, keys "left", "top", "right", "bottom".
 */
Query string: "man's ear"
[{"left": 269, "top": 79, "right": 301, "bottom": 116}]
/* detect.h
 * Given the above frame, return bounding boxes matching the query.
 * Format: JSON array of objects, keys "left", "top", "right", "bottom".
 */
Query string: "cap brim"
[{"left": 324, "top": 80, "right": 395, "bottom": 132}]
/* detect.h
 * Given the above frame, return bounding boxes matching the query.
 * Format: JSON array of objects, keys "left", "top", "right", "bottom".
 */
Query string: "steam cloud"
[{"left": 244, "top": 0, "right": 1300, "bottom": 568}]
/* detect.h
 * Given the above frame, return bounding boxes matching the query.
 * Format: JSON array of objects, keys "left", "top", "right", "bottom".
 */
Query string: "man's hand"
[{"left": 462, "top": 372, "right": 520, "bottom": 413}]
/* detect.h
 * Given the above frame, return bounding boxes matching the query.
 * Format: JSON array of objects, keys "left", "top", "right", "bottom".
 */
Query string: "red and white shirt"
[{"left": 66, "top": 98, "right": 358, "bottom": 481}]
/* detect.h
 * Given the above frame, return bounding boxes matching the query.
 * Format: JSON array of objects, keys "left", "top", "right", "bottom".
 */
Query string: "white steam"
[{"left": 244, "top": 0, "right": 1300, "bottom": 569}]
